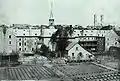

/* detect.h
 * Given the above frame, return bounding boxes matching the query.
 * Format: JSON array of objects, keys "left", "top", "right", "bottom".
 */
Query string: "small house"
[{"left": 66, "top": 42, "right": 94, "bottom": 61}]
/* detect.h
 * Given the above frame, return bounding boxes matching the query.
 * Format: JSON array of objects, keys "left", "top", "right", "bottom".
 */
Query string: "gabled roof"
[
  {"left": 66, "top": 42, "right": 78, "bottom": 51},
  {"left": 114, "top": 31, "right": 120, "bottom": 36}
]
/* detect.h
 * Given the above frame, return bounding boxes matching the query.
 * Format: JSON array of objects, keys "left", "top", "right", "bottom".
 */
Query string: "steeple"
[{"left": 49, "top": 0, "right": 54, "bottom": 26}]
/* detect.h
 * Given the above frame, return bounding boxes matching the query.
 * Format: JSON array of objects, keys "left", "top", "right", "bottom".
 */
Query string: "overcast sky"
[{"left": 0, "top": 0, "right": 120, "bottom": 26}]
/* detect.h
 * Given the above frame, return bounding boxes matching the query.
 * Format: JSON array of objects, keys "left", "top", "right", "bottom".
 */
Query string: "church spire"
[
  {"left": 49, "top": 0, "right": 54, "bottom": 26},
  {"left": 50, "top": 0, "right": 53, "bottom": 19}
]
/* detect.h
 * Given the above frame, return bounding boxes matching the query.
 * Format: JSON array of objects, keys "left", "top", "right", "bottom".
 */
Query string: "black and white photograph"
[{"left": 0, "top": 0, "right": 120, "bottom": 81}]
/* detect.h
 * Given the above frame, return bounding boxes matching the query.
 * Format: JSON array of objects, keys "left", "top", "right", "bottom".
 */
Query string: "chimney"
[
  {"left": 100, "top": 15, "right": 104, "bottom": 26},
  {"left": 94, "top": 14, "right": 97, "bottom": 28}
]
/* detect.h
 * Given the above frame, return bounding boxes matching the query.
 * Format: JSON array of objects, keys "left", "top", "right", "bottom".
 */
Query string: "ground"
[
  {"left": 0, "top": 56, "right": 120, "bottom": 81},
  {"left": 0, "top": 65, "right": 59, "bottom": 80}
]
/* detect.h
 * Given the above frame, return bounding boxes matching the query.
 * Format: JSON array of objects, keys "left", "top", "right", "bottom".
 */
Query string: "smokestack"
[
  {"left": 100, "top": 15, "right": 104, "bottom": 26},
  {"left": 94, "top": 14, "right": 97, "bottom": 28}
]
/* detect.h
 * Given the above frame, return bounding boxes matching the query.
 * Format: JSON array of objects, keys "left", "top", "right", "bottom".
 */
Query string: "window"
[
  {"left": 19, "top": 43, "right": 21, "bottom": 46},
  {"left": 91, "top": 31, "right": 93, "bottom": 32},
  {"left": 25, "top": 48, "right": 26, "bottom": 50},
  {"left": 25, "top": 42, "right": 26, "bottom": 46},
  {"left": 107, "top": 43, "right": 109, "bottom": 46},
  {"left": 9, "top": 41, "right": 11, "bottom": 45},
  {"left": 115, "top": 42, "right": 117, "bottom": 45},
  {"left": 76, "top": 47, "right": 78, "bottom": 51},
  {"left": 9, "top": 35, "right": 11, "bottom": 38},
  {"left": 98, "top": 34, "right": 99, "bottom": 36},
  {"left": 107, "top": 38, "right": 109, "bottom": 40},
  {"left": 19, "top": 38, "right": 21, "bottom": 41},
  {"left": 32, "top": 48, "right": 34, "bottom": 51},
  {"left": 102, "top": 34, "right": 103, "bottom": 36},
  {"left": 35, "top": 33, "right": 37, "bottom": 35},
  {"left": 90, "top": 34, "right": 92, "bottom": 36},
  {"left": 78, "top": 34, "right": 79, "bottom": 36},
  {"left": 35, "top": 42, "right": 36, "bottom": 45},
  {"left": 72, "top": 53, "right": 74, "bottom": 57},
  {"left": 23, "top": 33, "right": 25, "bottom": 35},
  {"left": 85, "top": 34, "right": 87, "bottom": 36},
  {"left": 19, "top": 48, "right": 21, "bottom": 51}
]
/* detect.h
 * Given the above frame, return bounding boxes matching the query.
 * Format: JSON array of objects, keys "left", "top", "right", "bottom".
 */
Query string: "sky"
[{"left": 0, "top": 0, "right": 120, "bottom": 26}]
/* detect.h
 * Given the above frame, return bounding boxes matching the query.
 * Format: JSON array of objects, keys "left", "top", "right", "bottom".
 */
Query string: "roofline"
[
  {"left": 16, "top": 36, "right": 104, "bottom": 38},
  {"left": 66, "top": 42, "right": 78, "bottom": 51}
]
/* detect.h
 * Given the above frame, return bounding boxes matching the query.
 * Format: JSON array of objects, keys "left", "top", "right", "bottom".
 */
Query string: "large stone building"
[
  {"left": 72, "top": 29, "right": 120, "bottom": 51},
  {"left": 0, "top": 26, "right": 16, "bottom": 55},
  {"left": 0, "top": 24, "right": 120, "bottom": 56},
  {"left": 78, "top": 36, "right": 105, "bottom": 54}
]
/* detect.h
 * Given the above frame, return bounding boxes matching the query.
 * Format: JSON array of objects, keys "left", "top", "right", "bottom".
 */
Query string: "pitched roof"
[
  {"left": 66, "top": 42, "right": 78, "bottom": 50},
  {"left": 114, "top": 31, "right": 120, "bottom": 36}
]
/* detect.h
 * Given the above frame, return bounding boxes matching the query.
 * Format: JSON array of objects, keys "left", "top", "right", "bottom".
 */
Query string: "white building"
[
  {"left": 13, "top": 26, "right": 57, "bottom": 54},
  {"left": 0, "top": 27, "right": 16, "bottom": 55},
  {"left": 66, "top": 42, "right": 94, "bottom": 61}
]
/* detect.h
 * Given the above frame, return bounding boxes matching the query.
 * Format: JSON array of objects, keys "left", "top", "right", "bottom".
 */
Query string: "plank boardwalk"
[{"left": 4, "top": 66, "right": 57, "bottom": 80}]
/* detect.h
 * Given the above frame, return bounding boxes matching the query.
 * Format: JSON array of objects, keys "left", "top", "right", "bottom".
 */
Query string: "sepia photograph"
[{"left": 0, "top": 0, "right": 120, "bottom": 81}]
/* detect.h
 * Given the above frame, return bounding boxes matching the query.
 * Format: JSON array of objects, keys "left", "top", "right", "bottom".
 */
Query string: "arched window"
[{"left": 9, "top": 35, "right": 11, "bottom": 38}]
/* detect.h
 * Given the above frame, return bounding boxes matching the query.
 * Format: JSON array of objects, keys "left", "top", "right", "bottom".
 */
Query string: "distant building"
[
  {"left": 78, "top": 36, "right": 105, "bottom": 54},
  {"left": 72, "top": 29, "right": 120, "bottom": 51},
  {"left": 12, "top": 27, "right": 57, "bottom": 54},
  {"left": 0, "top": 27, "right": 16, "bottom": 55},
  {"left": 0, "top": 24, "right": 119, "bottom": 56}
]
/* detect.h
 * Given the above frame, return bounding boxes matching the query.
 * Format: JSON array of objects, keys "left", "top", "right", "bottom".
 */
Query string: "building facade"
[
  {"left": 66, "top": 42, "right": 94, "bottom": 61},
  {"left": 78, "top": 36, "right": 105, "bottom": 54},
  {"left": 72, "top": 29, "right": 120, "bottom": 51},
  {"left": 0, "top": 26, "right": 16, "bottom": 55},
  {"left": 0, "top": 24, "right": 119, "bottom": 55}
]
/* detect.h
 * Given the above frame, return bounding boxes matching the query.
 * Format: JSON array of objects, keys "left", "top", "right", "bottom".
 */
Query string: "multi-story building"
[
  {"left": 0, "top": 24, "right": 119, "bottom": 56},
  {"left": 78, "top": 36, "right": 105, "bottom": 54},
  {"left": 0, "top": 26, "right": 16, "bottom": 55},
  {"left": 72, "top": 29, "right": 120, "bottom": 51}
]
